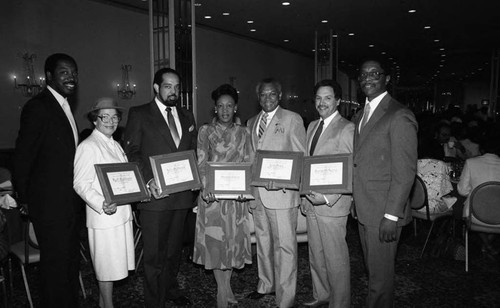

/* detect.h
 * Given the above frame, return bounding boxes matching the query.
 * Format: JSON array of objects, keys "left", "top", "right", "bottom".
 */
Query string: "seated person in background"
[
  {"left": 454, "top": 123, "right": 480, "bottom": 159},
  {"left": 420, "top": 122, "right": 465, "bottom": 160},
  {"left": 457, "top": 131, "right": 500, "bottom": 257},
  {"left": 417, "top": 159, "right": 455, "bottom": 214}
]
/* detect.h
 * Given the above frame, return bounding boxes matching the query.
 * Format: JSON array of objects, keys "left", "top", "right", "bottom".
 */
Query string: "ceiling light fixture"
[
  {"left": 381, "top": 51, "right": 386, "bottom": 55},
  {"left": 247, "top": 20, "right": 254, "bottom": 23},
  {"left": 321, "top": 20, "right": 328, "bottom": 23},
  {"left": 222, "top": 12, "right": 230, "bottom": 16},
  {"left": 439, "top": 47, "right": 445, "bottom": 51},
  {"left": 204, "top": 15, "right": 212, "bottom": 19},
  {"left": 434, "top": 39, "right": 440, "bottom": 42},
  {"left": 408, "top": 9, "right": 416, "bottom": 13},
  {"left": 284, "top": 39, "right": 289, "bottom": 42},
  {"left": 348, "top": 33, "right": 354, "bottom": 36},
  {"left": 250, "top": 29, "right": 256, "bottom": 32},
  {"left": 282, "top": 2, "right": 291, "bottom": 5},
  {"left": 424, "top": 25, "right": 431, "bottom": 29},
  {"left": 368, "top": 44, "right": 374, "bottom": 48}
]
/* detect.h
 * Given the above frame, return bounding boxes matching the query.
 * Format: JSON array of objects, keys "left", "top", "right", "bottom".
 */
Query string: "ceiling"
[{"left": 99, "top": 0, "right": 500, "bottom": 88}]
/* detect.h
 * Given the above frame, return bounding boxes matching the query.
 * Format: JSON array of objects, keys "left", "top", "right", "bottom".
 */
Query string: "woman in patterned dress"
[{"left": 193, "top": 84, "right": 253, "bottom": 307}]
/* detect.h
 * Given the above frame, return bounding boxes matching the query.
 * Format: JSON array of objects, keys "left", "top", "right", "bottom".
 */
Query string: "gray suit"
[
  {"left": 248, "top": 106, "right": 306, "bottom": 308},
  {"left": 302, "top": 113, "right": 354, "bottom": 308},
  {"left": 352, "top": 93, "right": 417, "bottom": 308}
]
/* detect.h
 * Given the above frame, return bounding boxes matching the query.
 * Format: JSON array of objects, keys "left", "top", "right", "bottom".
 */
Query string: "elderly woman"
[
  {"left": 193, "top": 84, "right": 253, "bottom": 307},
  {"left": 74, "top": 98, "right": 134, "bottom": 308}
]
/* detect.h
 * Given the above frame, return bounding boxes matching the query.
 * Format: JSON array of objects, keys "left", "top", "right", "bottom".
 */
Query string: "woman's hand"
[
  {"left": 306, "top": 191, "right": 327, "bottom": 206},
  {"left": 103, "top": 201, "right": 117, "bottom": 215},
  {"left": 201, "top": 190, "right": 218, "bottom": 204}
]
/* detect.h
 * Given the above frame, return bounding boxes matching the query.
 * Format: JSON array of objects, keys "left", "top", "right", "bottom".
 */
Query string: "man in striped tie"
[{"left": 246, "top": 78, "right": 306, "bottom": 308}]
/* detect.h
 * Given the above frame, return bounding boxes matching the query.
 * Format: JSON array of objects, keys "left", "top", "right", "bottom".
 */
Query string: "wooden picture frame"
[
  {"left": 206, "top": 162, "right": 254, "bottom": 200},
  {"left": 251, "top": 150, "right": 304, "bottom": 190},
  {"left": 94, "top": 162, "right": 150, "bottom": 205},
  {"left": 149, "top": 150, "right": 202, "bottom": 196},
  {"left": 300, "top": 154, "right": 353, "bottom": 194}
]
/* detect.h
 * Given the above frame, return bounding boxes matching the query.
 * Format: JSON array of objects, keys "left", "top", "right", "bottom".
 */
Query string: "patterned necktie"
[
  {"left": 309, "top": 120, "right": 324, "bottom": 156},
  {"left": 360, "top": 103, "right": 371, "bottom": 132},
  {"left": 258, "top": 112, "right": 268, "bottom": 139},
  {"left": 166, "top": 107, "right": 180, "bottom": 147},
  {"left": 62, "top": 100, "right": 78, "bottom": 146}
]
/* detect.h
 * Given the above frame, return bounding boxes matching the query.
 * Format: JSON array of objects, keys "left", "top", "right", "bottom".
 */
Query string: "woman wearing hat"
[{"left": 73, "top": 97, "right": 135, "bottom": 308}]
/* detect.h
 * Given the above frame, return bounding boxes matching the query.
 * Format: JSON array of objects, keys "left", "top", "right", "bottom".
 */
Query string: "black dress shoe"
[
  {"left": 246, "top": 291, "right": 275, "bottom": 299},
  {"left": 303, "top": 299, "right": 329, "bottom": 307},
  {"left": 170, "top": 295, "right": 192, "bottom": 306}
]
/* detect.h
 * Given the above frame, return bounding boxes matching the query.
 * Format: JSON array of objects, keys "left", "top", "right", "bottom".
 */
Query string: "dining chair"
[
  {"left": 8, "top": 219, "right": 86, "bottom": 308},
  {"left": 464, "top": 181, "right": 500, "bottom": 272},
  {"left": 410, "top": 175, "right": 453, "bottom": 258},
  {"left": 0, "top": 267, "right": 8, "bottom": 308},
  {"left": 132, "top": 210, "right": 143, "bottom": 271}
]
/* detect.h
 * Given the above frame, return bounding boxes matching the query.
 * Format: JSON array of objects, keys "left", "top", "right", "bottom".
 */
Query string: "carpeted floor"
[{"left": 4, "top": 216, "right": 500, "bottom": 308}]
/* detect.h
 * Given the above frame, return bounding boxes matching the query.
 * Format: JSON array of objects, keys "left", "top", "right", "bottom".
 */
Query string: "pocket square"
[{"left": 189, "top": 125, "right": 195, "bottom": 132}]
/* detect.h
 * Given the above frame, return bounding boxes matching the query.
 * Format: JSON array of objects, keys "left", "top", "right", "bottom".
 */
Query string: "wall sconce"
[
  {"left": 14, "top": 53, "right": 45, "bottom": 97},
  {"left": 117, "top": 64, "right": 136, "bottom": 99}
]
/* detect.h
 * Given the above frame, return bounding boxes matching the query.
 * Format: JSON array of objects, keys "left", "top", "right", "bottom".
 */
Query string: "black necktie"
[
  {"left": 166, "top": 107, "right": 180, "bottom": 147},
  {"left": 309, "top": 120, "right": 324, "bottom": 156}
]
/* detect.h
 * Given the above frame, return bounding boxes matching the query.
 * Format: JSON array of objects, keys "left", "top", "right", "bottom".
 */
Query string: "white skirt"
[{"left": 88, "top": 220, "right": 135, "bottom": 281}]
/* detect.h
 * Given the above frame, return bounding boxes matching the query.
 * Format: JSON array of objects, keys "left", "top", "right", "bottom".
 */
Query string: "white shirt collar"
[
  {"left": 364, "top": 91, "right": 388, "bottom": 119},
  {"left": 47, "top": 85, "right": 67, "bottom": 107},
  {"left": 321, "top": 110, "right": 338, "bottom": 128},
  {"left": 155, "top": 97, "right": 178, "bottom": 116},
  {"left": 262, "top": 106, "right": 279, "bottom": 120}
]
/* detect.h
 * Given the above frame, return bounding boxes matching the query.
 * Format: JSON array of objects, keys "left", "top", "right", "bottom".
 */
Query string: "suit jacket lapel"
[
  {"left": 356, "top": 94, "right": 391, "bottom": 149},
  {"left": 148, "top": 101, "right": 177, "bottom": 150},
  {"left": 177, "top": 108, "right": 192, "bottom": 149},
  {"left": 44, "top": 90, "right": 76, "bottom": 150}
]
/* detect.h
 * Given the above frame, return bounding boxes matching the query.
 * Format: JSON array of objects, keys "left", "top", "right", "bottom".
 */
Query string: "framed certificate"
[
  {"left": 94, "top": 162, "right": 150, "bottom": 205},
  {"left": 149, "top": 150, "right": 202, "bottom": 196},
  {"left": 206, "top": 162, "right": 254, "bottom": 200},
  {"left": 300, "top": 154, "right": 353, "bottom": 194},
  {"left": 251, "top": 150, "right": 303, "bottom": 189}
]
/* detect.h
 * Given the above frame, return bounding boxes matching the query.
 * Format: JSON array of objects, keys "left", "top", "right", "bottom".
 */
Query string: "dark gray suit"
[
  {"left": 352, "top": 93, "right": 417, "bottom": 308},
  {"left": 124, "top": 100, "right": 197, "bottom": 308}
]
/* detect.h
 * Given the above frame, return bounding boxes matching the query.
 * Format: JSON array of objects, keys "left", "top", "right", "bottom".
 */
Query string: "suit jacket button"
[{"left": 353, "top": 163, "right": 357, "bottom": 167}]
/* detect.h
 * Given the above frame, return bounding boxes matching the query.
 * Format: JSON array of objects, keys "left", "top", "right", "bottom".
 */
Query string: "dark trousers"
[
  {"left": 32, "top": 216, "right": 81, "bottom": 308},
  {"left": 358, "top": 223, "right": 402, "bottom": 308},
  {"left": 141, "top": 208, "right": 189, "bottom": 308}
]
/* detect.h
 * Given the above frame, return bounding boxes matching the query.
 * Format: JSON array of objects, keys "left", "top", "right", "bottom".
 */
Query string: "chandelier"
[
  {"left": 117, "top": 64, "right": 136, "bottom": 99},
  {"left": 14, "top": 53, "right": 44, "bottom": 97}
]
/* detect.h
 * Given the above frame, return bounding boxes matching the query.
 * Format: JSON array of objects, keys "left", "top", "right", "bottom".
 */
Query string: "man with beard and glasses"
[
  {"left": 124, "top": 68, "right": 197, "bottom": 307},
  {"left": 14, "top": 53, "right": 82, "bottom": 307},
  {"left": 352, "top": 59, "right": 417, "bottom": 308}
]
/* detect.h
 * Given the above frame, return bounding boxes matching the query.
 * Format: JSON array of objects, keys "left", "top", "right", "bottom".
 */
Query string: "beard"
[{"left": 158, "top": 93, "right": 179, "bottom": 107}]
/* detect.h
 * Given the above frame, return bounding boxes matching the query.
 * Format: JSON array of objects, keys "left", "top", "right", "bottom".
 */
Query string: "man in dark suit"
[
  {"left": 124, "top": 68, "right": 197, "bottom": 308},
  {"left": 352, "top": 59, "right": 417, "bottom": 308},
  {"left": 302, "top": 80, "right": 354, "bottom": 308},
  {"left": 14, "top": 53, "right": 81, "bottom": 307},
  {"left": 246, "top": 78, "right": 306, "bottom": 308}
]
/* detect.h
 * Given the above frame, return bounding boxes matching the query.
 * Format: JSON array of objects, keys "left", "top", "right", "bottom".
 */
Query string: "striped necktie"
[{"left": 258, "top": 112, "right": 268, "bottom": 139}]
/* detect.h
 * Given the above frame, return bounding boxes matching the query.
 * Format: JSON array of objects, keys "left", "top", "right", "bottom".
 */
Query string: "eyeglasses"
[
  {"left": 97, "top": 114, "right": 121, "bottom": 123},
  {"left": 358, "top": 71, "right": 385, "bottom": 81}
]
